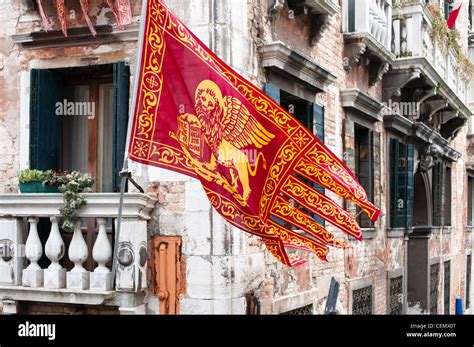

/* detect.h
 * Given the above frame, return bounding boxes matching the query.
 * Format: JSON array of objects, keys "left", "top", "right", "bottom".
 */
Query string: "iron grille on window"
[
  {"left": 352, "top": 286, "right": 372, "bottom": 315},
  {"left": 430, "top": 264, "right": 440, "bottom": 314},
  {"left": 444, "top": 261, "right": 451, "bottom": 315},
  {"left": 280, "top": 304, "right": 313, "bottom": 315},
  {"left": 467, "top": 255, "right": 472, "bottom": 310},
  {"left": 389, "top": 276, "right": 403, "bottom": 315}
]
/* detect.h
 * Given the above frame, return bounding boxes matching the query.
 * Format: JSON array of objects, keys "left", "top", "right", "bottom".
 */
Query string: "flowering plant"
[{"left": 43, "top": 170, "right": 95, "bottom": 232}]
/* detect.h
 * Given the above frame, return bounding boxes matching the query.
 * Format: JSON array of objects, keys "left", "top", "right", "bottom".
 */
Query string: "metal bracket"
[{"left": 119, "top": 171, "right": 145, "bottom": 193}]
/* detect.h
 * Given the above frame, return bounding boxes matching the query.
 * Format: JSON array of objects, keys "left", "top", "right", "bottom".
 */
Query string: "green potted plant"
[
  {"left": 43, "top": 170, "right": 95, "bottom": 232},
  {"left": 19, "top": 169, "right": 60, "bottom": 193}
]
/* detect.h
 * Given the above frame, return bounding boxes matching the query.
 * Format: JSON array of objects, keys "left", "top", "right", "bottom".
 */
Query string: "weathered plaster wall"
[{"left": 0, "top": 0, "right": 471, "bottom": 315}]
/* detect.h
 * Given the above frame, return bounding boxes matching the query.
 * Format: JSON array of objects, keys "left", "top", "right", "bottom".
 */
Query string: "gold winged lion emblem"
[{"left": 170, "top": 80, "right": 275, "bottom": 206}]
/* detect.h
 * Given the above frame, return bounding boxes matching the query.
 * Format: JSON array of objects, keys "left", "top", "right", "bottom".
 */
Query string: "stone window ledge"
[
  {"left": 441, "top": 226, "right": 453, "bottom": 234},
  {"left": 361, "top": 228, "right": 376, "bottom": 240},
  {"left": 0, "top": 286, "right": 114, "bottom": 306},
  {"left": 387, "top": 228, "right": 405, "bottom": 238},
  {"left": 466, "top": 226, "right": 473, "bottom": 233}
]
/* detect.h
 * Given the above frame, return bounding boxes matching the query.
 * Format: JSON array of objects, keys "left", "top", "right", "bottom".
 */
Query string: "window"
[
  {"left": 389, "top": 276, "right": 403, "bottom": 315},
  {"left": 264, "top": 84, "right": 325, "bottom": 227},
  {"left": 389, "top": 139, "right": 414, "bottom": 229},
  {"left": 444, "top": 261, "right": 451, "bottom": 314},
  {"left": 467, "top": 255, "right": 472, "bottom": 310},
  {"left": 352, "top": 286, "right": 373, "bottom": 315},
  {"left": 468, "top": 176, "right": 474, "bottom": 227},
  {"left": 355, "top": 125, "right": 373, "bottom": 228},
  {"left": 430, "top": 263, "right": 440, "bottom": 314},
  {"left": 444, "top": 166, "right": 452, "bottom": 226},
  {"left": 30, "top": 63, "right": 130, "bottom": 192}
]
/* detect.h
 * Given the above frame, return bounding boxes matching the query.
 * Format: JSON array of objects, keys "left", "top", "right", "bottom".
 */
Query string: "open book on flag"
[{"left": 127, "top": 0, "right": 381, "bottom": 267}]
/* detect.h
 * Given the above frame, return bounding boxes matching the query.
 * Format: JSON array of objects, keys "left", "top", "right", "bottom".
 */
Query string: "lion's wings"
[{"left": 221, "top": 96, "right": 274, "bottom": 149}]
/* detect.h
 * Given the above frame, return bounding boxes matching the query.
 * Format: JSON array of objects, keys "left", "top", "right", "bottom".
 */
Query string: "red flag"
[
  {"left": 79, "top": 0, "right": 97, "bottom": 37},
  {"left": 55, "top": 0, "right": 68, "bottom": 37},
  {"left": 107, "top": 0, "right": 132, "bottom": 30},
  {"left": 36, "top": 0, "right": 53, "bottom": 32},
  {"left": 128, "top": 0, "right": 381, "bottom": 267},
  {"left": 447, "top": 0, "right": 463, "bottom": 29}
]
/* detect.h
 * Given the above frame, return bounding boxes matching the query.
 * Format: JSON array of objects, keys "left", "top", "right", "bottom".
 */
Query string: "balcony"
[
  {"left": 287, "top": 0, "right": 340, "bottom": 15},
  {"left": 0, "top": 193, "right": 156, "bottom": 314},
  {"left": 385, "top": 0, "right": 470, "bottom": 137},
  {"left": 343, "top": 0, "right": 395, "bottom": 83}
]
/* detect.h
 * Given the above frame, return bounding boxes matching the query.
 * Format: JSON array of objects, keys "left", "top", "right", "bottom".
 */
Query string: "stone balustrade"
[
  {"left": 0, "top": 193, "right": 156, "bottom": 312},
  {"left": 344, "top": 0, "right": 392, "bottom": 51}
]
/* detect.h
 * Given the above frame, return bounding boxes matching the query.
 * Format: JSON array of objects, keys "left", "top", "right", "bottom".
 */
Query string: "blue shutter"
[
  {"left": 389, "top": 139, "right": 399, "bottom": 228},
  {"left": 30, "top": 69, "right": 63, "bottom": 170},
  {"left": 405, "top": 144, "right": 414, "bottom": 229},
  {"left": 314, "top": 103, "right": 324, "bottom": 142},
  {"left": 113, "top": 62, "right": 131, "bottom": 191},
  {"left": 389, "top": 139, "right": 410, "bottom": 228},
  {"left": 263, "top": 83, "right": 280, "bottom": 104},
  {"left": 313, "top": 104, "right": 325, "bottom": 227}
]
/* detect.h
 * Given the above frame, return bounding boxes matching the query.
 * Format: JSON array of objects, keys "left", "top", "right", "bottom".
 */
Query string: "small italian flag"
[{"left": 447, "top": 0, "right": 463, "bottom": 30}]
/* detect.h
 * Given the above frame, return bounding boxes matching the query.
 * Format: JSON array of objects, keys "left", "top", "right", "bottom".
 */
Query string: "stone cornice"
[
  {"left": 340, "top": 89, "right": 384, "bottom": 122},
  {"left": 259, "top": 41, "right": 337, "bottom": 92},
  {"left": 10, "top": 24, "right": 140, "bottom": 49},
  {"left": 383, "top": 113, "right": 413, "bottom": 136}
]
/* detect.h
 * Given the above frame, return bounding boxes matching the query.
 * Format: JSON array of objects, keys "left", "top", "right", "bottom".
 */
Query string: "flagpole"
[{"left": 111, "top": 0, "right": 148, "bottom": 286}]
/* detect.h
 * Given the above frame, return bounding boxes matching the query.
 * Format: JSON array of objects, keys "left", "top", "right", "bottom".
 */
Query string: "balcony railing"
[
  {"left": 468, "top": 116, "right": 474, "bottom": 135},
  {"left": 0, "top": 193, "right": 156, "bottom": 311},
  {"left": 392, "top": 0, "right": 469, "bottom": 104},
  {"left": 344, "top": 0, "right": 392, "bottom": 51}
]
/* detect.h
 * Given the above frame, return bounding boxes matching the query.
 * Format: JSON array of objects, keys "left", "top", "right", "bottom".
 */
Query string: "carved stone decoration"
[
  {"left": 268, "top": 0, "right": 285, "bottom": 17},
  {"left": 309, "top": 13, "right": 330, "bottom": 46},
  {"left": 344, "top": 42, "right": 367, "bottom": 72},
  {"left": 418, "top": 145, "right": 441, "bottom": 172},
  {"left": 369, "top": 62, "right": 389, "bottom": 86},
  {"left": 382, "top": 69, "right": 421, "bottom": 101}
]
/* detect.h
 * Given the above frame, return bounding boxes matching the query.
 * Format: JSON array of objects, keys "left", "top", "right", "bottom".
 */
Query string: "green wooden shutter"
[
  {"left": 395, "top": 142, "right": 407, "bottom": 228},
  {"left": 113, "top": 62, "right": 131, "bottom": 191},
  {"left": 30, "top": 69, "right": 63, "bottom": 170},
  {"left": 313, "top": 104, "right": 325, "bottom": 227},
  {"left": 389, "top": 139, "right": 412, "bottom": 229},
  {"left": 406, "top": 144, "right": 414, "bottom": 229},
  {"left": 444, "top": 0, "right": 451, "bottom": 20},
  {"left": 314, "top": 104, "right": 324, "bottom": 142},
  {"left": 390, "top": 139, "right": 400, "bottom": 228},
  {"left": 356, "top": 129, "right": 373, "bottom": 228}
]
